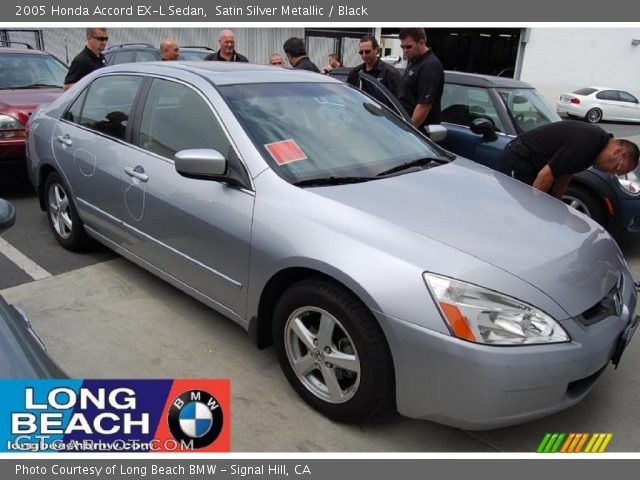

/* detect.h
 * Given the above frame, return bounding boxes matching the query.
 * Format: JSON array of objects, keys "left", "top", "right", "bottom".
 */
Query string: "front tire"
[
  {"left": 585, "top": 108, "right": 603, "bottom": 123},
  {"left": 273, "top": 278, "right": 394, "bottom": 422},
  {"left": 44, "top": 172, "right": 92, "bottom": 251},
  {"left": 562, "top": 184, "right": 607, "bottom": 227}
]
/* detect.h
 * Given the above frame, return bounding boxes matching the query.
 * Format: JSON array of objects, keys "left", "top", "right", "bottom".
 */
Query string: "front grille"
[{"left": 577, "top": 274, "right": 623, "bottom": 327}]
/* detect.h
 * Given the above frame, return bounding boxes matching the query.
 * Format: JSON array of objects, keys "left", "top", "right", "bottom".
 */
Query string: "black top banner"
[{"left": 3, "top": 0, "right": 640, "bottom": 22}]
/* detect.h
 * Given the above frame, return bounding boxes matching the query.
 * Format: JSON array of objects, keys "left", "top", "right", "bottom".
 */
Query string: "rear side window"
[
  {"left": 137, "top": 79, "right": 231, "bottom": 160},
  {"left": 596, "top": 90, "right": 620, "bottom": 101},
  {"left": 69, "top": 75, "right": 143, "bottom": 140},
  {"left": 573, "top": 87, "right": 597, "bottom": 96}
]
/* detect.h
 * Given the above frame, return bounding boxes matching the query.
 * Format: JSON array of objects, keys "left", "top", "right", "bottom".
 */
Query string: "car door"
[
  {"left": 595, "top": 90, "right": 624, "bottom": 120},
  {"left": 120, "top": 77, "right": 254, "bottom": 320},
  {"left": 618, "top": 91, "right": 640, "bottom": 122},
  {"left": 51, "top": 75, "right": 144, "bottom": 243}
]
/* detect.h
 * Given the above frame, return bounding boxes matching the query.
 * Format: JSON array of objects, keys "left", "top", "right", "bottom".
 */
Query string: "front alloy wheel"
[
  {"left": 44, "top": 172, "right": 91, "bottom": 251},
  {"left": 273, "top": 278, "right": 394, "bottom": 422},
  {"left": 284, "top": 306, "right": 361, "bottom": 404},
  {"left": 48, "top": 182, "right": 73, "bottom": 240}
]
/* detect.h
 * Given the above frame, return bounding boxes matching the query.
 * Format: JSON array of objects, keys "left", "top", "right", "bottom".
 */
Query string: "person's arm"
[
  {"left": 552, "top": 174, "right": 573, "bottom": 199},
  {"left": 531, "top": 165, "right": 555, "bottom": 193},
  {"left": 412, "top": 103, "right": 432, "bottom": 128}
]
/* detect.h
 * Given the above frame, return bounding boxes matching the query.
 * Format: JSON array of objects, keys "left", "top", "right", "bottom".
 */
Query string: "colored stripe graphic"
[{"left": 538, "top": 433, "right": 613, "bottom": 453}]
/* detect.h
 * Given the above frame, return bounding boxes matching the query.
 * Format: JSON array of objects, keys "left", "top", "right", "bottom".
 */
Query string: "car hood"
[
  {"left": 308, "top": 158, "right": 623, "bottom": 317},
  {"left": 0, "top": 88, "right": 63, "bottom": 112}
]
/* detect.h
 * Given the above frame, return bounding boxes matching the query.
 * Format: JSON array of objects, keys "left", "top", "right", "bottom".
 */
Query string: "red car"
[{"left": 0, "top": 46, "right": 67, "bottom": 166}]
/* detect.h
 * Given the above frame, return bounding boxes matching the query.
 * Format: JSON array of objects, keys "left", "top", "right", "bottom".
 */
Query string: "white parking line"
[{"left": 0, "top": 237, "right": 52, "bottom": 280}]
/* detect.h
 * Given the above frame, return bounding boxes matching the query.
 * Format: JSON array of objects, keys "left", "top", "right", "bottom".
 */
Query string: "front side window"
[
  {"left": 221, "top": 82, "right": 445, "bottom": 184},
  {"left": 441, "top": 84, "right": 505, "bottom": 132},
  {"left": 138, "top": 79, "right": 231, "bottom": 160},
  {"left": 498, "top": 88, "right": 560, "bottom": 133},
  {"left": 77, "top": 75, "right": 143, "bottom": 140},
  {"left": 111, "top": 51, "right": 135, "bottom": 65},
  {"left": 136, "top": 51, "right": 158, "bottom": 62},
  {"left": 619, "top": 91, "right": 638, "bottom": 104}
]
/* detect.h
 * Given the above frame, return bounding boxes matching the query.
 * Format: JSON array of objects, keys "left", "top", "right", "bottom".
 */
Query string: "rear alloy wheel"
[
  {"left": 273, "top": 278, "right": 394, "bottom": 422},
  {"left": 45, "top": 172, "right": 91, "bottom": 251},
  {"left": 585, "top": 108, "right": 603, "bottom": 123},
  {"left": 562, "top": 184, "right": 607, "bottom": 227}
]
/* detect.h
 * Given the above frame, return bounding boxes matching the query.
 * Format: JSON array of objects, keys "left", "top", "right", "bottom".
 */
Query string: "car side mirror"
[
  {"left": 425, "top": 124, "right": 447, "bottom": 143},
  {"left": 470, "top": 118, "right": 498, "bottom": 142},
  {"left": 0, "top": 198, "right": 16, "bottom": 235},
  {"left": 174, "top": 149, "right": 227, "bottom": 179}
]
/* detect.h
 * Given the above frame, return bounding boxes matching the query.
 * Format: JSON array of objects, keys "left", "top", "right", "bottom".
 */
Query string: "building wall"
[{"left": 520, "top": 28, "right": 640, "bottom": 106}]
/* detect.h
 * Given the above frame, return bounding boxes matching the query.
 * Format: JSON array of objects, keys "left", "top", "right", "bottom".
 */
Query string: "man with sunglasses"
[
  {"left": 63, "top": 28, "right": 108, "bottom": 91},
  {"left": 397, "top": 28, "right": 444, "bottom": 129},
  {"left": 499, "top": 121, "right": 639, "bottom": 198},
  {"left": 347, "top": 35, "right": 402, "bottom": 96}
]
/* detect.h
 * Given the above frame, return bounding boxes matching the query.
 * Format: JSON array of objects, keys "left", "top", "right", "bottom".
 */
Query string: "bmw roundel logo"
[{"left": 168, "top": 390, "right": 224, "bottom": 449}]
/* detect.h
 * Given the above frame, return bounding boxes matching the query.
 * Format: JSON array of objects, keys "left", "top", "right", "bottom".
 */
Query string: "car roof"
[
  {"left": 0, "top": 47, "right": 50, "bottom": 55},
  {"left": 444, "top": 71, "right": 534, "bottom": 89},
  {"left": 99, "top": 61, "right": 338, "bottom": 85}
]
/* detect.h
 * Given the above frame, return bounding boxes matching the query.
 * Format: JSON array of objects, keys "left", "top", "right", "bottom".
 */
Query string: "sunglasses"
[
  {"left": 358, "top": 49, "right": 373, "bottom": 55},
  {"left": 400, "top": 44, "right": 415, "bottom": 50},
  {"left": 271, "top": 61, "right": 284, "bottom": 65},
  {"left": 91, "top": 35, "right": 109, "bottom": 42}
]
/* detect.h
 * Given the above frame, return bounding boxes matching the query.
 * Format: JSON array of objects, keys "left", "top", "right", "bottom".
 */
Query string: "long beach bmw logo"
[{"left": 168, "top": 390, "right": 224, "bottom": 449}]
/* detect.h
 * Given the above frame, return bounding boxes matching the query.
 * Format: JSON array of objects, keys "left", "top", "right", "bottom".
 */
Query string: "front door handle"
[
  {"left": 56, "top": 134, "right": 72, "bottom": 147},
  {"left": 124, "top": 166, "right": 149, "bottom": 183}
]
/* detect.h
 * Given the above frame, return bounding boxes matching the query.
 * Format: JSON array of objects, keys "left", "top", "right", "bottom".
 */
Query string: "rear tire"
[
  {"left": 273, "top": 278, "right": 394, "bottom": 422},
  {"left": 44, "top": 172, "right": 92, "bottom": 251},
  {"left": 562, "top": 184, "right": 607, "bottom": 227},
  {"left": 585, "top": 108, "right": 603, "bottom": 123}
]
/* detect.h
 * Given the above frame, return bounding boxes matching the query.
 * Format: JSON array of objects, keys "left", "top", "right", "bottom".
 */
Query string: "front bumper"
[{"left": 378, "top": 274, "right": 637, "bottom": 430}]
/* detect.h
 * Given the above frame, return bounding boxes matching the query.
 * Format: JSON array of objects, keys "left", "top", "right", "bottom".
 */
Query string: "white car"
[{"left": 557, "top": 87, "right": 640, "bottom": 123}]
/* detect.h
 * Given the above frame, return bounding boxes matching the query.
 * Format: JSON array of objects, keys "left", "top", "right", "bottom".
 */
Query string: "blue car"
[{"left": 336, "top": 68, "right": 640, "bottom": 242}]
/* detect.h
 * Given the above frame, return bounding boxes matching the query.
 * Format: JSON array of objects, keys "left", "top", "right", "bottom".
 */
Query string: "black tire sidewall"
[
  {"left": 273, "top": 279, "right": 393, "bottom": 422},
  {"left": 564, "top": 184, "right": 607, "bottom": 227}
]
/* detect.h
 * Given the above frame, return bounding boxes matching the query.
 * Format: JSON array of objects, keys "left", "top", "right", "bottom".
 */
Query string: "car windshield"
[
  {"left": 498, "top": 87, "right": 561, "bottom": 133},
  {"left": 0, "top": 53, "right": 67, "bottom": 89},
  {"left": 220, "top": 82, "right": 444, "bottom": 184}
]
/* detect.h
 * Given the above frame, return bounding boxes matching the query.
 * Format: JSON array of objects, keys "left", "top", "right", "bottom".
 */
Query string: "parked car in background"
[
  {"left": 0, "top": 44, "right": 66, "bottom": 167},
  {"left": 557, "top": 87, "right": 640, "bottom": 124},
  {"left": 331, "top": 68, "right": 640, "bottom": 242},
  {"left": 103, "top": 43, "right": 215, "bottom": 65},
  {"left": 0, "top": 197, "right": 66, "bottom": 378},
  {"left": 26, "top": 62, "right": 638, "bottom": 429},
  {"left": 437, "top": 73, "right": 640, "bottom": 242}
]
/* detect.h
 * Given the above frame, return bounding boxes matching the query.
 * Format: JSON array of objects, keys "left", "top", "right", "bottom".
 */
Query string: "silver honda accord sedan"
[{"left": 26, "top": 62, "right": 639, "bottom": 429}]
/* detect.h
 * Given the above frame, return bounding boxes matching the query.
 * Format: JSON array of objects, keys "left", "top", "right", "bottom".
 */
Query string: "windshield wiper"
[
  {"left": 376, "top": 157, "right": 443, "bottom": 177},
  {"left": 293, "top": 176, "right": 376, "bottom": 187}
]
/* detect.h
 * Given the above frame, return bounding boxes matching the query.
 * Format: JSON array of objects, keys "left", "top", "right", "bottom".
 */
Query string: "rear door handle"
[
  {"left": 124, "top": 166, "right": 149, "bottom": 183},
  {"left": 56, "top": 134, "right": 72, "bottom": 146}
]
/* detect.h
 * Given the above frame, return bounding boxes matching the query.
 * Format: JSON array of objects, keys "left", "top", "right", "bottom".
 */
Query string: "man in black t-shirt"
[
  {"left": 347, "top": 35, "right": 402, "bottom": 97},
  {"left": 499, "top": 121, "right": 639, "bottom": 198},
  {"left": 283, "top": 37, "right": 320, "bottom": 73},
  {"left": 397, "top": 28, "right": 444, "bottom": 129},
  {"left": 63, "top": 28, "right": 108, "bottom": 91},
  {"left": 204, "top": 29, "right": 249, "bottom": 63}
]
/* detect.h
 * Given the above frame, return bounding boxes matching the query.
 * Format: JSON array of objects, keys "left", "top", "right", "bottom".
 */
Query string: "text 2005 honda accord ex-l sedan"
[{"left": 26, "top": 62, "right": 639, "bottom": 429}]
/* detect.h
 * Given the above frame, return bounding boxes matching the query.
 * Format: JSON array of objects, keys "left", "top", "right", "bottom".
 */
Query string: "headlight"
[
  {"left": 0, "top": 114, "right": 26, "bottom": 139},
  {"left": 424, "top": 273, "right": 570, "bottom": 345},
  {"left": 615, "top": 170, "right": 640, "bottom": 196}
]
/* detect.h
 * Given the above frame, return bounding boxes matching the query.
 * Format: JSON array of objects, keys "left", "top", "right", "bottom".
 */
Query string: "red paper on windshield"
[{"left": 265, "top": 139, "right": 307, "bottom": 165}]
